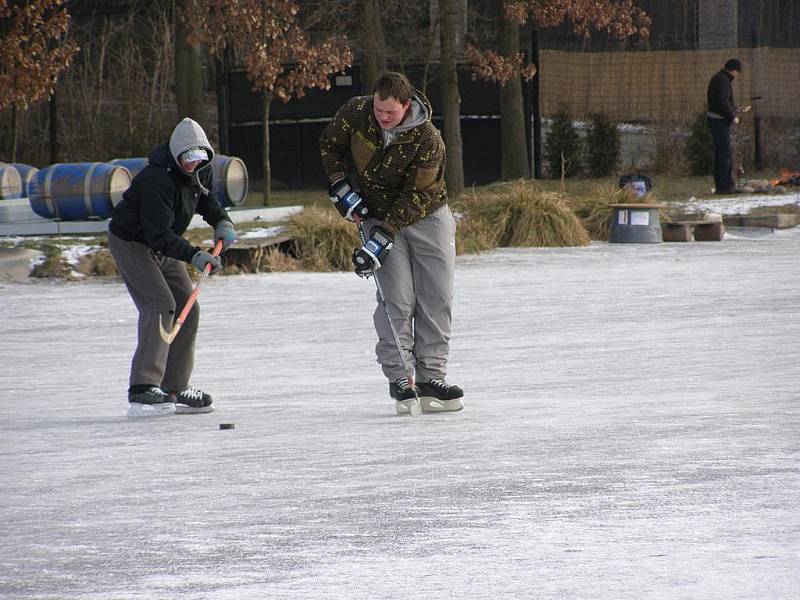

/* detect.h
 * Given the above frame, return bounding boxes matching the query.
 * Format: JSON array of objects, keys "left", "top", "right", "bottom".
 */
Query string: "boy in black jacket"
[{"left": 109, "top": 118, "right": 236, "bottom": 418}]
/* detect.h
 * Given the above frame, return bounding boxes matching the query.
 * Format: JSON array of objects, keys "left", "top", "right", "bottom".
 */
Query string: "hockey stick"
[
  {"left": 354, "top": 216, "right": 421, "bottom": 416},
  {"left": 159, "top": 238, "right": 223, "bottom": 344}
]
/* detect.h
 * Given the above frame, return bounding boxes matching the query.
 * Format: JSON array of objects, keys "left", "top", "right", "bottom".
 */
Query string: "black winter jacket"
[
  {"left": 109, "top": 144, "right": 231, "bottom": 263},
  {"left": 707, "top": 70, "right": 737, "bottom": 121}
]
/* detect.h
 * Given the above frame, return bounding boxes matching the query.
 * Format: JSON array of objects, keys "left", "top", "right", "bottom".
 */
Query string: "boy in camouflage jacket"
[{"left": 320, "top": 71, "right": 464, "bottom": 415}]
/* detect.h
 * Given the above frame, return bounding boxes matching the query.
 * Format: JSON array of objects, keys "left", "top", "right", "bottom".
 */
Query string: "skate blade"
[
  {"left": 420, "top": 397, "right": 464, "bottom": 413},
  {"left": 396, "top": 399, "right": 422, "bottom": 417},
  {"left": 127, "top": 402, "right": 176, "bottom": 418},
  {"left": 175, "top": 404, "right": 215, "bottom": 415}
]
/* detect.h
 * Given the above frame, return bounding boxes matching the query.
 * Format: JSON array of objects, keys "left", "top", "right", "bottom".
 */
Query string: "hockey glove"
[
  {"left": 352, "top": 225, "right": 394, "bottom": 277},
  {"left": 329, "top": 179, "right": 369, "bottom": 221},
  {"left": 214, "top": 220, "right": 237, "bottom": 250},
  {"left": 191, "top": 250, "right": 222, "bottom": 275}
]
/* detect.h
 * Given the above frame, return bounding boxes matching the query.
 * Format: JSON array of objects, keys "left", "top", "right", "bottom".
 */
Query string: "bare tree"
[
  {"left": 175, "top": 0, "right": 204, "bottom": 122},
  {"left": 183, "top": 0, "right": 352, "bottom": 205},
  {"left": 0, "top": 0, "right": 79, "bottom": 160},
  {"left": 360, "top": 0, "right": 386, "bottom": 93},
  {"left": 439, "top": 0, "right": 464, "bottom": 197},
  {"left": 468, "top": 0, "right": 650, "bottom": 180},
  {"left": 498, "top": 5, "right": 529, "bottom": 179}
]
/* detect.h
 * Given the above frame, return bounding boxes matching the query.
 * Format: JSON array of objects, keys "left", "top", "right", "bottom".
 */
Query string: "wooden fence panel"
[{"left": 539, "top": 48, "right": 799, "bottom": 121}]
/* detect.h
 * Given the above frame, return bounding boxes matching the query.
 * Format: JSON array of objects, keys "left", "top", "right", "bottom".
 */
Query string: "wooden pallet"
[{"left": 221, "top": 234, "right": 295, "bottom": 272}]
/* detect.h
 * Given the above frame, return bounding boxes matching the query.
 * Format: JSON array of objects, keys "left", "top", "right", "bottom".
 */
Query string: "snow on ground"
[
  {"left": 1, "top": 229, "right": 799, "bottom": 599},
  {"left": 238, "top": 225, "right": 286, "bottom": 239},
  {"left": 679, "top": 190, "right": 800, "bottom": 215}
]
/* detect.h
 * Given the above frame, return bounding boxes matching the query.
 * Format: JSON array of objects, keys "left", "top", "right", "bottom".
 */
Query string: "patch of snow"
[
  {"left": 61, "top": 244, "right": 99, "bottom": 266},
  {"left": 239, "top": 226, "right": 286, "bottom": 239},
  {"left": 679, "top": 191, "right": 800, "bottom": 215}
]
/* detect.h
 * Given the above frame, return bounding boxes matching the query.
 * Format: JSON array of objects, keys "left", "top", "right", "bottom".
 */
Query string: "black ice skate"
[
  {"left": 127, "top": 386, "right": 176, "bottom": 418},
  {"left": 417, "top": 379, "right": 464, "bottom": 413},
  {"left": 170, "top": 388, "right": 214, "bottom": 414},
  {"left": 389, "top": 377, "right": 422, "bottom": 416}
]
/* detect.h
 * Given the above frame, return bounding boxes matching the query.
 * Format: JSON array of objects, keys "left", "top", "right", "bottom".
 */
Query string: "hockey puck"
[{"left": 219, "top": 423, "right": 235, "bottom": 430}]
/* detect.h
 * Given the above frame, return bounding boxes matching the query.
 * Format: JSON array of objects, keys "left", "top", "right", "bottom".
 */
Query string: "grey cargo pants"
[
  {"left": 108, "top": 231, "right": 198, "bottom": 391},
  {"left": 366, "top": 204, "right": 457, "bottom": 382}
]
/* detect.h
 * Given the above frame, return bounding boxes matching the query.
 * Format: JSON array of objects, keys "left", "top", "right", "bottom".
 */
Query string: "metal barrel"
[
  {"left": 110, "top": 155, "right": 247, "bottom": 207},
  {"left": 10, "top": 163, "right": 39, "bottom": 197},
  {"left": 0, "top": 163, "right": 23, "bottom": 200},
  {"left": 109, "top": 157, "right": 148, "bottom": 178},
  {"left": 212, "top": 155, "right": 248, "bottom": 207},
  {"left": 29, "top": 162, "right": 132, "bottom": 220}
]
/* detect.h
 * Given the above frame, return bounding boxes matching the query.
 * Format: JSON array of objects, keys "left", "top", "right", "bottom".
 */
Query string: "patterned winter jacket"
[{"left": 319, "top": 91, "right": 447, "bottom": 233}]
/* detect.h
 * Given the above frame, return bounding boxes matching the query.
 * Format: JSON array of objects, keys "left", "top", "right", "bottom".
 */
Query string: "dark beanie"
[{"left": 724, "top": 58, "right": 742, "bottom": 72}]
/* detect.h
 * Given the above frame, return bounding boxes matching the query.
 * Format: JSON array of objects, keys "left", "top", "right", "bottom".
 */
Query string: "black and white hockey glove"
[
  {"left": 329, "top": 179, "right": 369, "bottom": 221},
  {"left": 352, "top": 226, "right": 394, "bottom": 277}
]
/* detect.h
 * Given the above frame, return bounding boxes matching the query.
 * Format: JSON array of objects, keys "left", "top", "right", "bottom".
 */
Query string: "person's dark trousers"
[
  {"left": 707, "top": 116, "right": 735, "bottom": 193},
  {"left": 108, "top": 231, "right": 198, "bottom": 392}
]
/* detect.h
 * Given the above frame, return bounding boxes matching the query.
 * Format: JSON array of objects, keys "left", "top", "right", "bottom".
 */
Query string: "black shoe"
[
  {"left": 129, "top": 386, "right": 171, "bottom": 404},
  {"left": 389, "top": 377, "right": 421, "bottom": 416},
  {"left": 418, "top": 379, "right": 464, "bottom": 400},
  {"left": 127, "top": 386, "right": 175, "bottom": 418},
  {"left": 170, "top": 388, "right": 214, "bottom": 414},
  {"left": 389, "top": 377, "right": 419, "bottom": 401},
  {"left": 418, "top": 379, "right": 464, "bottom": 413}
]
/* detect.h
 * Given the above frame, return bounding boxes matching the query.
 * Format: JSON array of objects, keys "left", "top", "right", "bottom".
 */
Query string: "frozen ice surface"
[{"left": 1, "top": 230, "right": 799, "bottom": 599}]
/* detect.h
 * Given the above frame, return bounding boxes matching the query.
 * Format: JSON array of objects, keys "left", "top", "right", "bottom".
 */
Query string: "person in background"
[
  {"left": 319, "top": 71, "right": 464, "bottom": 415},
  {"left": 706, "top": 58, "right": 748, "bottom": 194},
  {"left": 108, "top": 117, "right": 236, "bottom": 418}
]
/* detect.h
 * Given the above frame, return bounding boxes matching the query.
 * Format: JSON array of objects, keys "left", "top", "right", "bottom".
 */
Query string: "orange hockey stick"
[{"left": 159, "top": 238, "right": 223, "bottom": 344}]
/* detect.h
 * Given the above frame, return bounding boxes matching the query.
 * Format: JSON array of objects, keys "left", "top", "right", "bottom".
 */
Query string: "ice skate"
[
  {"left": 389, "top": 377, "right": 422, "bottom": 416},
  {"left": 170, "top": 388, "right": 214, "bottom": 414},
  {"left": 418, "top": 379, "right": 464, "bottom": 413},
  {"left": 127, "top": 386, "right": 176, "bottom": 418}
]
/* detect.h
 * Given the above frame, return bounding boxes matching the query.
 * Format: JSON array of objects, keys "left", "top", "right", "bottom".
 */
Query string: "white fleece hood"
[{"left": 169, "top": 118, "right": 215, "bottom": 169}]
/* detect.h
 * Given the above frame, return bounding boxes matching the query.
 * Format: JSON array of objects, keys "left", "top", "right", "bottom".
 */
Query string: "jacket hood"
[
  {"left": 169, "top": 117, "right": 215, "bottom": 170},
  {"left": 380, "top": 89, "right": 432, "bottom": 146}
]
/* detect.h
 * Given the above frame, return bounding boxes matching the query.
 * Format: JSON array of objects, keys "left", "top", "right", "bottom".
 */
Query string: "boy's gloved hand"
[
  {"left": 352, "top": 225, "right": 394, "bottom": 277},
  {"left": 329, "top": 179, "right": 369, "bottom": 221}
]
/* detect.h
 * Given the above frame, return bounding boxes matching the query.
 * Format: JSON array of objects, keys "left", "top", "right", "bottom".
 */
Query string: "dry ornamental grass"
[
  {"left": 454, "top": 180, "right": 590, "bottom": 250},
  {"left": 285, "top": 205, "right": 362, "bottom": 272}
]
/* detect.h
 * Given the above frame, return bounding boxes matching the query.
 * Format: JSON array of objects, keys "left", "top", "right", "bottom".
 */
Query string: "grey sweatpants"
[
  {"left": 108, "top": 231, "right": 198, "bottom": 391},
  {"left": 367, "top": 204, "right": 457, "bottom": 382}
]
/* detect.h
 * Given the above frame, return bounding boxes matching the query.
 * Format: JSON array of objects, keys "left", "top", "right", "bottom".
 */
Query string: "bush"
[
  {"left": 544, "top": 107, "right": 582, "bottom": 179},
  {"left": 454, "top": 181, "right": 590, "bottom": 248},
  {"left": 285, "top": 205, "right": 361, "bottom": 271},
  {"left": 684, "top": 112, "right": 713, "bottom": 176},
  {"left": 584, "top": 113, "right": 620, "bottom": 177}
]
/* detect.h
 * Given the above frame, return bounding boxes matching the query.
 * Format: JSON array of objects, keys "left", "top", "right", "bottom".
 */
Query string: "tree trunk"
[
  {"left": 11, "top": 102, "right": 18, "bottom": 163},
  {"left": 531, "top": 27, "right": 542, "bottom": 179},
  {"left": 499, "top": 3, "right": 529, "bottom": 180},
  {"left": 361, "top": 0, "right": 386, "bottom": 93},
  {"left": 262, "top": 93, "right": 272, "bottom": 206},
  {"left": 49, "top": 92, "right": 59, "bottom": 165},
  {"left": 175, "top": 0, "right": 204, "bottom": 122},
  {"left": 439, "top": 0, "right": 464, "bottom": 198}
]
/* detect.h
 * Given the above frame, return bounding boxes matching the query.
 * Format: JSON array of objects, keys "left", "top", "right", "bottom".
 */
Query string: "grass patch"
[
  {"left": 29, "top": 242, "right": 71, "bottom": 278},
  {"left": 455, "top": 180, "right": 590, "bottom": 250},
  {"left": 284, "top": 205, "right": 361, "bottom": 271},
  {"left": 76, "top": 247, "right": 119, "bottom": 277}
]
